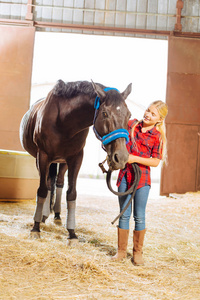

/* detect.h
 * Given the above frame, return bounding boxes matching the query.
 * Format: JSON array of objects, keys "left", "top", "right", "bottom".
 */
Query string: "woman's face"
[{"left": 143, "top": 105, "right": 162, "bottom": 127}]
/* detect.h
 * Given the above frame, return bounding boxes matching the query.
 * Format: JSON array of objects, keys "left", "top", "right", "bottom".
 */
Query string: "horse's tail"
[
  {"left": 19, "top": 111, "right": 29, "bottom": 149},
  {"left": 49, "top": 163, "right": 58, "bottom": 211}
]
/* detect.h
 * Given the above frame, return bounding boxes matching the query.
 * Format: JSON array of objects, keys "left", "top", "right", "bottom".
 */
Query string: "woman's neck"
[{"left": 141, "top": 122, "right": 155, "bottom": 133}]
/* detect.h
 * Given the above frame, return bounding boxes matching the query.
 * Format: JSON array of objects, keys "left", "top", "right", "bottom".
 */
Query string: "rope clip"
[{"left": 98, "top": 157, "right": 108, "bottom": 174}]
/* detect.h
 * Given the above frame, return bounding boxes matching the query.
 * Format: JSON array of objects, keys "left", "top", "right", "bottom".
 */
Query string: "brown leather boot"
[
  {"left": 111, "top": 227, "right": 129, "bottom": 261},
  {"left": 132, "top": 229, "right": 146, "bottom": 266}
]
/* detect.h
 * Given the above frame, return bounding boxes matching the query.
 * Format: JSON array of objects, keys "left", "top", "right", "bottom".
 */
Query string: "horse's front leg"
[
  {"left": 53, "top": 163, "right": 68, "bottom": 223},
  {"left": 31, "top": 151, "right": 50, "bottom": 237},
  {"left": 66, "top": 149, "right": 84, "bottom": 240}
]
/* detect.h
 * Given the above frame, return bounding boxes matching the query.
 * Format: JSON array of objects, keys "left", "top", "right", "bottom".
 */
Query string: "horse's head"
[{"left": 92, "top": 82, "right": 132, "bottom": 170}]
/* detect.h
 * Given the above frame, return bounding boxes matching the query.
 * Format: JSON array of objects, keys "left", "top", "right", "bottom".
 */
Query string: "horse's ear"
[
  {"left": 121, "top": 83, "right": 132, "bottom": 100},
  {"left": 91, "top": 80, "right": 106, "bottom": 99}
]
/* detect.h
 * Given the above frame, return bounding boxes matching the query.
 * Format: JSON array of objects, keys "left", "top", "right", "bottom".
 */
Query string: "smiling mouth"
[{"left": 144, "top": 116, "right": 150, "bottom": 121}]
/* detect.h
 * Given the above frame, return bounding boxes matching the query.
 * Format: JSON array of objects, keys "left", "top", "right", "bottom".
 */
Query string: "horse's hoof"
[
  {"left": 54, "top": 218, "right": 62, "bottom": 226},
  {"left": 29, "top": 231, "right": 41, "bottom": 239},
  {"left": 42, "top": 216, "right": 48, "bottom": 223},
  {"left": 66, "top": 238, "right": 79, "bottom": 246},
  {"left": 54, "top": 213, "right": 62, "bottom": 225},
  {"left": 68, "top": 229, "right": 78, "bottom": 239}
]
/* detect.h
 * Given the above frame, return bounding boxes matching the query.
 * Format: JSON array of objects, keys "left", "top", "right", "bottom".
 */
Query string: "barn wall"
[
  {"left": 160, "top": 36, "right": 200, "bottom": 195},
  {"left": 1, "top": 1, "right": 200, "bottom": 39},
  {"left": 0, "top": 25, "right": 35, "bottom": 151}
]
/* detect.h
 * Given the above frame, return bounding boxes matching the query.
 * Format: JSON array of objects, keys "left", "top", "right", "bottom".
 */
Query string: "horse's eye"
[{"left": 103, "top": 112, "right": 108, "bottom": 118}]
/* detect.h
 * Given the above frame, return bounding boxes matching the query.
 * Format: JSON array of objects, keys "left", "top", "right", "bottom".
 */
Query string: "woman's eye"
[{"left": 103, "top": 112, "right": 108, "bottom": 118}]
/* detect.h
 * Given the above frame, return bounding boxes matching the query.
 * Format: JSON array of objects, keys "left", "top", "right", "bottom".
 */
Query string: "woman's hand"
[
  {"left": 128, "top": 154, "right": 138, "bottom": 164},
  {"left": 128, "top": 154, "right": 160, "bottom": 167}
]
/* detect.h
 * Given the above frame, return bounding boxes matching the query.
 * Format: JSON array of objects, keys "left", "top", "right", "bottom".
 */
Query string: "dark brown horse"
[{"left": 20, "top": 80, "right": 132, "bottom": 240}]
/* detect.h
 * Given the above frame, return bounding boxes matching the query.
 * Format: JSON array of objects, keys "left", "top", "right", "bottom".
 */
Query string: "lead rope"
[
  {"left": 99, "top": 159, "right": 141, "bottom": 225},
  {"left": 109, "top": 163, "right": 141, "bottom": 225}
]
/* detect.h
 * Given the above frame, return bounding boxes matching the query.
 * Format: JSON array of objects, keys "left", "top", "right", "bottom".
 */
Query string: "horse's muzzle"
[{"left": 107, "top": 150, "right": 129, "bottom": 171}]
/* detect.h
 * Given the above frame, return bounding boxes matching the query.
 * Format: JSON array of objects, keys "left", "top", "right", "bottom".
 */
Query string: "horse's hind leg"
[
  {"left": 49, "top": 163, "right": 58, "bottom": 212},
  {"left": 41, "top": 163, "right": 58, "bottom": 223},
  {"left": 53, "top": 163, "right": 68, "bottom": 223},
  {"left": 31, "top": 151, "right": 50, "bottom": 237},
  {"left": 67, "top": 149, "right": 84, "bottom": 240}
]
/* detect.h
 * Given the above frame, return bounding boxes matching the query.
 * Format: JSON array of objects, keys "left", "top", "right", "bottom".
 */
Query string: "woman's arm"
[{"left": 128, "top": 154, "right": 160, "bottom": 167}]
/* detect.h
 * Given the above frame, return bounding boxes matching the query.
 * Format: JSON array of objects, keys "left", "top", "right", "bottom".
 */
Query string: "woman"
[{"left": 112, "top": 100, "right": 168, "bottom": 265}]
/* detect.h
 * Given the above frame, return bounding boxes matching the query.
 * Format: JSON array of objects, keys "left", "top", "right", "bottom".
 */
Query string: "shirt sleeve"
[
  {"left": 128, "top": 119, "right": 138, "bottom": 130},
  {"left": 151, "top": 134, "right": 162, "bottom": 159}
]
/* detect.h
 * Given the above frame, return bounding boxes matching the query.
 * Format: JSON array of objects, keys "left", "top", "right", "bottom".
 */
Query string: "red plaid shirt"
[{"left": 117, "top": 119, "right": 162, "bottom": 190}]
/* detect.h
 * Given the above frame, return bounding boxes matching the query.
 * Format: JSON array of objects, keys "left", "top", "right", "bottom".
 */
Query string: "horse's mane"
[
  {"left": 52, "top": 80, "right": 105, "bottom": 99},
  {"left": 52, "top": 80, "right": 123, "bottom": 106}
]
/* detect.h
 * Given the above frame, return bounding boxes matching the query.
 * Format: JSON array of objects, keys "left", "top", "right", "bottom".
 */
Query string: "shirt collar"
[{"left": 138, "top": 121, "right": 158, "bottom": 134}]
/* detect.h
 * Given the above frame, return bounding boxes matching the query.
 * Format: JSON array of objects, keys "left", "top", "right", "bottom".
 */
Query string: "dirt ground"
[{"left": 0, "top": 179, "right": 199, "bottom": 300}]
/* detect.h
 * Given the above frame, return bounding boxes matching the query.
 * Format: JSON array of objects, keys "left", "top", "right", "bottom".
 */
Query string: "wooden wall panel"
[
  {"left": 160, "top": 36, "right": 200, "bottom": 195},
  {"left": 161, "top": 124, "right": 199, "bottom": 195},
  {"left": 0, "top": 25, "right": 35, "bottom": 151},
  {"left": 166, "top": 73, "right": 200, "bottom": 125},
  {"left": 197, "top": 130, "right": 200, "bottom": 191}
]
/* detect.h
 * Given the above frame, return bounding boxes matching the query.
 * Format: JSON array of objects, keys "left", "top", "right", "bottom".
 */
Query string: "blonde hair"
[{"left": 131, "top": 100, "right": 168, "bottom": 162}]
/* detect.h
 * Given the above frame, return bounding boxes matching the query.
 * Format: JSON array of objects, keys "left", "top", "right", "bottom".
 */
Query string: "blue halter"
[{"left": 93, "top": 87, "right": 129, "bottom": 147}]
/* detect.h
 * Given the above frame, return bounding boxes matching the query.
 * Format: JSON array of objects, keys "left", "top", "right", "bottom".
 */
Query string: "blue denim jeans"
[{"left": 118, "top": 175, "right": 150, "bottom": 231}]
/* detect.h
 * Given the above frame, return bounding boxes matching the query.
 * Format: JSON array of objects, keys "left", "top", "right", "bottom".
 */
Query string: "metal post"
[
  {"left": 26, "top": 0, "right": 33, "bottom": 21},
  {"left": 174, "top": 0, "right": 184, "bottom": 31}
]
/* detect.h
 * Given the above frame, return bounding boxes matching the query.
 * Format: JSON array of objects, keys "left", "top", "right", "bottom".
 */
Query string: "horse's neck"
[
  {"left": 76, "top": 96, "right": 95, "bottom": 127},
  {"left": 58, "top": 95, "right": 96, "bottom": 131}
]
